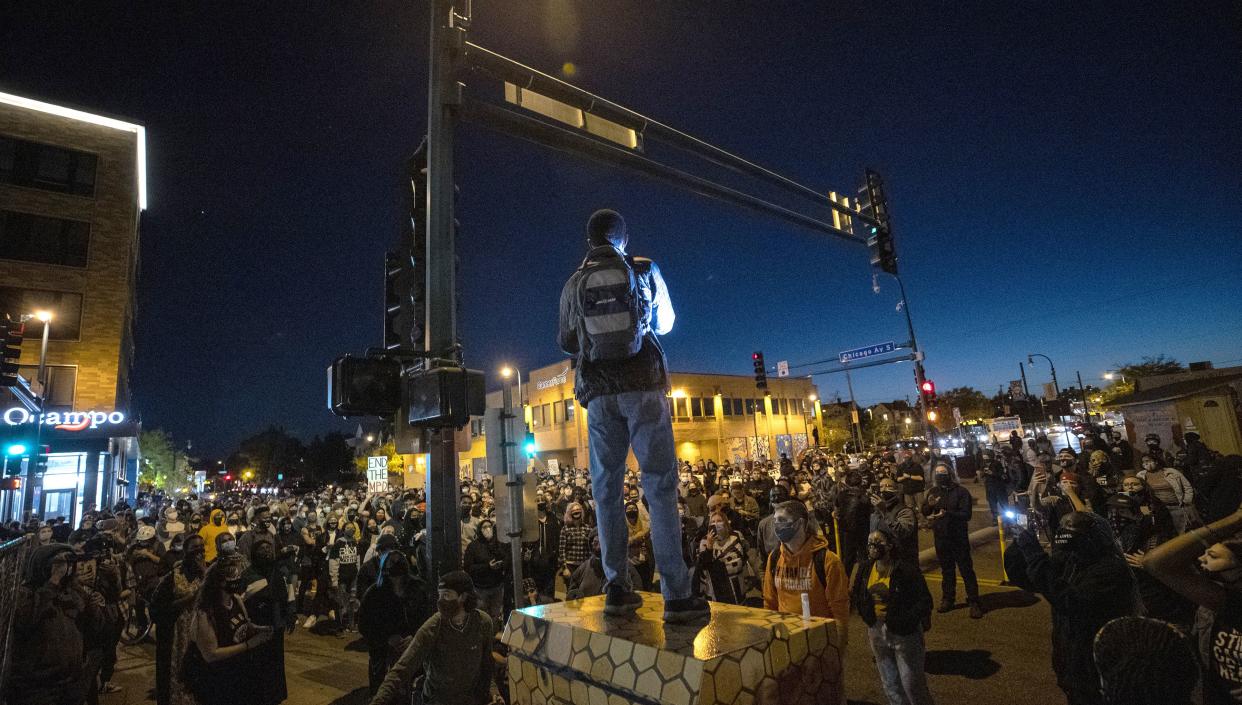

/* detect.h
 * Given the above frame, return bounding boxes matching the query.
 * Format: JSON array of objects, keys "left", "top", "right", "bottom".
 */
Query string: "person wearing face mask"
[
  {"left": 150, "top": 535, "right": 207, "bottom": 705},
  {"left": 1007, "top": 512, "right": 1137, "bottom": 705},
  {"left": 558, "top": 502, "right": 593, "bottom": 586},
  {"left": 757, "top": 486, "right": 792, "bottom": 566},
  {"left": 763, "top": 500, "right": 849, "bottom": 700},
  {"left": 1138, "top": 454, "right": 1196, "bottom": 533},
  {"left": 1108, "top": 482, "right": 1195, "bottom": 627},
  {"left": 624, "top": 502, "right": 655, "bottom": 591},
  {"left": 529, "top": 500, "right": 562, "bottom": 600},
  {"left": 357, "top": 539, "right": 424, "bottom": 696},
  {"left": 692, "top": 510, "right": 752, "bottom": 604},
  {"left": 240, "top": 535, "right": 293, "bottom": 705},
  {"left": 851, "top": 529, "right": 934, "bottom": 705},
  {"left": 921, "top": 461, "right": 983, "bottom": 619},
  {"left": 870, "top": 477, "right": 918, "bottom": 560},
  {"left": 32, "top": 521, "right": 55, "bottom": 547},
  {"left": 198, "top": 509, "right": 228, "bottom": 563},
  {"left": 1141, "top": 503, "right": 1242, "bottom": 705},
  {"left": 174, "top": 552, "right": 273, "bottom": 705},
  {"left": 236, "top": 505, "right": 273, "bottom": 560},
  {"left": 1108, "top": 430, "right": 1135, "bottom": 472},
  {"left": 567, "top": 533, "right": 642, "bottom": 600},
  {"left": 9, "top": 543, "right": 103, "bottom": 705},
  {"left": 978, "top": 448, "right": 1010, "bottom": 521},
  {"left": 1143, "top": 433, "right": 1178, "bottom": 469},
  {"left": 834, "top": 471, "right": 874, "bottom": 577},
  {"left": 369, "top": 570, "right": 494, "bottom": 705},
  {"left": 1093, "top": 616, "right": 1199, "bottom": 705},
  {"left": 463, "top": 519, "right": 510, "bottom": 624}
]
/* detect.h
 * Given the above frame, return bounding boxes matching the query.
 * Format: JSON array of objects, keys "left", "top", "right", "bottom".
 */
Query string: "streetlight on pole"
[
  {"left": 500, "top": 365, "right": 523, "bottom": 414},
  {"left": 34, "top": 310, "right": 52, "bottom": 396}
]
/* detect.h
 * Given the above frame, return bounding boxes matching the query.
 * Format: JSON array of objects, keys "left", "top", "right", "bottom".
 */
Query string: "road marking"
[{"left": 924, "top": 574, "right": 1008, "bottom": 588}]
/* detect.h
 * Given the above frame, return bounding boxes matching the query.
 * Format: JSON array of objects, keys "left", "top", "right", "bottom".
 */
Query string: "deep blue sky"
[{"left": 2, "top": 2, "right": 1239, "bottom": 455}]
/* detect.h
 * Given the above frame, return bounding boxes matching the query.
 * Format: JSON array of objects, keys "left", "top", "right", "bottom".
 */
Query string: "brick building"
[{"left": 0, "top": 90, "right": 145, "bottom": 523}]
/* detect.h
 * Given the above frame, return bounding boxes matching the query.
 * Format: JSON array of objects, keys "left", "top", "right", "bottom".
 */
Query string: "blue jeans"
[
  {"left": 867, "top": 622, "right": 934, "bottom": 705},
  {"left": 587, "top": 390, "right": 691, "bottom": 601}
]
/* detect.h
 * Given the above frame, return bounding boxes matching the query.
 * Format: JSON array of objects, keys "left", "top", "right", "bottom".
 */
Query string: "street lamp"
[
  {"left": 500, "top": 365, "right": 523, "bottom": 409},
  {"left": 1027, "top": 354, "right": 1061, "bottom": 398}
]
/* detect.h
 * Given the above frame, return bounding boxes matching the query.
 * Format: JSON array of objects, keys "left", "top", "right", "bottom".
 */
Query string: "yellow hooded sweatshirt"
[
  {"left": 762, "top": 533, "right": 850, "bottom": 646},
  {"left": 199, "top": 508, "right": 228, "bottom": 562}
]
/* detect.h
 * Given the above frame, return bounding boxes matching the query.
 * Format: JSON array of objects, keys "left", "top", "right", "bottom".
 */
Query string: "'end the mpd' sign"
[{"left": 838, "top": 341, "right": 897, "bottom": 364}]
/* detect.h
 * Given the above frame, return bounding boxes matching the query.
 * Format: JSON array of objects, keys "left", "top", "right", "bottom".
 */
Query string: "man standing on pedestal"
[{"left": 558, "top": 209, "right": 710, "bottom": 623}]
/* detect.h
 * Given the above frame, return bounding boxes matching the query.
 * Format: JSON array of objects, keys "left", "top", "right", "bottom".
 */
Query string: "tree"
[
  {"left": 306, "top": 432, "right": 354, "bottom": 483},
  {"left": 1100, "top": 355, "right": 1185, "bottom": 405},
  {"left": 928, "top": 387, "right": 991, "bottom": 432},
  {"left": 138, "top": 429, "right": 193, "bottom": 493},
  {"left": 354, "top": 440, "right": 405, "bottom": 478},
  {"left": 234, "top": 426, "right": 306, "bottom": 483}
]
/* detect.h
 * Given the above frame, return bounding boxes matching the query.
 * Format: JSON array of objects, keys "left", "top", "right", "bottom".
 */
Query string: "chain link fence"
[{"left": 0, "top": 536, "right": 30, "bottom": 700}]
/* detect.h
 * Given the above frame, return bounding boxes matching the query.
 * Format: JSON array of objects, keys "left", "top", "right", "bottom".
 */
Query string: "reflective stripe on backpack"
[{"left": 576, "top": 254, "right": 645, "bottom": 362}]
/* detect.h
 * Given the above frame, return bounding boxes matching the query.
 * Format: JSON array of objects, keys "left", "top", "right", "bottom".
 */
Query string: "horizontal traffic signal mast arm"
[
  {"left": 461, "top": 40, "right": 881, "bottom": 232},
  {"left": 461, "top": 97, "right": 865, "bottom": 245}
]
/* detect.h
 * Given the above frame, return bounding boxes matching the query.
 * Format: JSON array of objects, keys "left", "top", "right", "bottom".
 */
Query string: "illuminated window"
[
  {"left": 553, "top": 401, "right": 565, "bottom": 424},
  {"left": 0, "top": 210, "right": 90, "bottom": 267},
  {"left": 564, "top": 400, "right": 575, "bottom": 422}
]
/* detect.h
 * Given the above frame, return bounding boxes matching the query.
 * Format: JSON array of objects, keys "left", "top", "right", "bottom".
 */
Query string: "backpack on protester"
[
  {"left": 573, "top": 250, "right": 650, "bottom": 362},
  {"left": 767, "top": 545, "right": 828, "bottom": 589}
]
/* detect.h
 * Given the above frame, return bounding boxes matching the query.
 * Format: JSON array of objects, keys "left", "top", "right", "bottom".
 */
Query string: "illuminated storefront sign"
[
  {"left": 535, "top": 366, "right": 570, "bottom": 391},
  {"left": 3, "top": 408, "right": 126, "bottom": 431}
]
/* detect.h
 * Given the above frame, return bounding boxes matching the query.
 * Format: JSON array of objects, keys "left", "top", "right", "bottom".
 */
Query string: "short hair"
[
  {"left": 774, "top": 500, "right": 809, "bottom": 523},
  {"left": 586, "top": 209, "right": 627, "bottom": 249},
  {"left": 1094, "top": 617, "right": 1197, "bottom": 705}
]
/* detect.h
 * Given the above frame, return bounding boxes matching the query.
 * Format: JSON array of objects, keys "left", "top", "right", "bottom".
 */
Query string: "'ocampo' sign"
[{"left": 3, "top": 407, "right": 127, "bottom": 432}]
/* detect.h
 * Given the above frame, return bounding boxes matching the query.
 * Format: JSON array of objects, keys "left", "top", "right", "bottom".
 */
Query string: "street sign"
[
  {"left": 839, "top": 341, "right": 896, "bottom": 364},
  {"left": 776, "top": 360, "right": 789, "bottom": 378}
]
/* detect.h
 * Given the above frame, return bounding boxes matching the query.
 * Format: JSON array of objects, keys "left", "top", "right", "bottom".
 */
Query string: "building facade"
[
  {"left": 457, "top": 360, "right": 822, "bottom": 479},
  {"left": 0, "top": 91, "right": 146, "bottom": 524}
]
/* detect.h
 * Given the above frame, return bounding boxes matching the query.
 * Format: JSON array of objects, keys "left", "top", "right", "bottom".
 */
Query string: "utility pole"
[
  {"left": 423, "top": 0, "right": 465, "bottom": 583},
  {"left": 844, "top": 368, "right": 863, "bottom": 452}
]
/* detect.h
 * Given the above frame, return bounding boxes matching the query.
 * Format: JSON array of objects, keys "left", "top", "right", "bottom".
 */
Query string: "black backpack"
[{"left": 572, "top": 249, "right": 649, "bottom": 362}]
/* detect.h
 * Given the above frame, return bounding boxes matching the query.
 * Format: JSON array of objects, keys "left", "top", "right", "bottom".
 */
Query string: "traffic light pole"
[
  {"left": 423, "top": 0, "right": 465, "bottom": 584},
  {"left": 894, "top": 274, "right": 934, "bottom": 443}
]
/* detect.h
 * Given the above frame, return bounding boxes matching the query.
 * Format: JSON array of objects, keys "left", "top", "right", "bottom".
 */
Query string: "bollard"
[{"left": 996, "top": 515, "right": 1010, "bottom": 584}]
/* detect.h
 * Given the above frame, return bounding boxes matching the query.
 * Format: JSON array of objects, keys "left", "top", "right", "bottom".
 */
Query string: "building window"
[
  {"left": 733, "top": 398, "right": 744, "bottom": 416},
  {"left": 721, "top": 398, "right": 733, "bottom": 416},
  {"left": 531, "top": 405, "right": 545, "bottom": 428},
  {"left": 690, "top": 397, "right": 703, "bottom": 418},
  {"left": 540, "top": 404, "right": 551, "bottom": 428},
  {"left": 0, "top": 135, "right": 97, "bottom": 197},
  {"left": 17, "top": 364, "right": 76, "bottom": 409},
  {"left": 0, "top": 210, "right": 91, "bottom": 267},
  {"left": 553, "top": 401, "right": 565, "bottom": 424},
  {"left": 745, "top": 399, "right": 756, "bottom": 415},
  {"left": 779, "top": 398, "right": 789, "bottom": 415},
  {"left": 564, "top": 400, "right": 575, "bottom": 423},
  {"left": 0, "top": 288, "right": 83, "bottom": 340}
]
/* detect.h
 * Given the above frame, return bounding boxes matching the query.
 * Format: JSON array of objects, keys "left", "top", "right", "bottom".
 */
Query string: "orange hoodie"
[{"left": 763, "top": 534, "right": 850, "bottom": 644}]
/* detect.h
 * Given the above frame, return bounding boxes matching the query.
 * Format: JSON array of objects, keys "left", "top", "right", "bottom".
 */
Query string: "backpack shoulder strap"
[{"left": 812, "top": 546, "right": 828, "bottom": 588}]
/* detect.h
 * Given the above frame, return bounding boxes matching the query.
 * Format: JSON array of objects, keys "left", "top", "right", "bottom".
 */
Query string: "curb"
[{"left": 917, "top": 525, "right": 1000, "bottom": 571}]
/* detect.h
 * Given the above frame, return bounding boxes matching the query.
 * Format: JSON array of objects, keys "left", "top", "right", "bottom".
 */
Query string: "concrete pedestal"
[{"left": 502, "top": 592, "right": 842, "bottom": 705}]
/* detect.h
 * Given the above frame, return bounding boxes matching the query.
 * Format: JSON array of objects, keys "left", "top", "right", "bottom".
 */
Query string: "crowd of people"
[{"left": 3, "top": 427, "right": 1240, "bottom": 705}]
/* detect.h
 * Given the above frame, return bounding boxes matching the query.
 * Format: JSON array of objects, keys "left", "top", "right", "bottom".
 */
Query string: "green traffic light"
[{"left": 4, "top": 443, "right": 28, "bottom": 456}]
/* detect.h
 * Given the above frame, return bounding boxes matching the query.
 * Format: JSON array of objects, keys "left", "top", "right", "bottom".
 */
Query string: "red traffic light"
[
  {"left": 752, "top": 353, "right": 760, "bottom": 360},
  {"left": 224, "top": 474, "right": 232, "bottom": 481},
  {"left": 920, "top": 380, "right": 935, "bottom": 395}
]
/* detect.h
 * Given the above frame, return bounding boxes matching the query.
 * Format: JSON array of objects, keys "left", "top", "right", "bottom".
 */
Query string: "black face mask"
[
  {"left": 1058, "top": 459, "right": 1075, "bottom": 468},
  {"left": 225, "top": 578, "right": 247, "bottom": 594},
  {"left": 880, "top": 490, "right": 898, "bottom": 502},
  {"left": 437, "top": 598, "right": 461, "bottom": 617},
  {"left": 935, "top": 475, "right": 951, "bottom": 487},
  {"left": 625, "top": 511, "right": 639, "bottom": 522}
]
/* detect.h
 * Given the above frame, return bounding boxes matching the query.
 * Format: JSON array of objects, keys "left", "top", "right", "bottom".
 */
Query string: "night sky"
[{"left": 2, "top": 2, "right": 1239, "bottom": 456}]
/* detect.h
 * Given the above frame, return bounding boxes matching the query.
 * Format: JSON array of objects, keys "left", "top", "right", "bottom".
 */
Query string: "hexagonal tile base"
[{"left": 503, "top": 592, "right": 842, "bottom": 705}]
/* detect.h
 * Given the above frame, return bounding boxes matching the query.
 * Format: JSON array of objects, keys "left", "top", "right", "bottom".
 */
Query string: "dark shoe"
[
  {"left": 969, "top": 600, "right": 985, "bottom": 619},
  {"left": 937, "top": 598, "right": 954, "bottom": 613},
  {"left": 604, "top": 585, "right": 642, "bottom": 616},
  {"left": 663, "top": 596, "right": 711, "bottom": 624}
]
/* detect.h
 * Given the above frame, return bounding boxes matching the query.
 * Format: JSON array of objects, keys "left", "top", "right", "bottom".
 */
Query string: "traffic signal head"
[
  {"left": 523, "top": 432, "right": 537, "bottom": 458},
  {"left": 4, "top": 442, "right": 27, "bottom": 456},
  {"left": 927, "top": 410, "right": 938, "bottom": 422},
  {"left": 920, "top": 380, "right": 936, "bottom": 396},
  {"left": 1, "top": 318, "right": 24, "bottom": 387},
  {"left": 752, "top": 351, "right": 768, "bottom": 390}
]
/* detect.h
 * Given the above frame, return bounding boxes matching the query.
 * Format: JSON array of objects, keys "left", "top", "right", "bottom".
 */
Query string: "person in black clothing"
[
  {"left": 357, "top": 544, "right": 424, "bottom": 697},
  {"left": 1008, "top": 512, "right": 1138, "bottom": 705},
  {"left": 463, "top": 519, "right": 510, "bottom": 625},
  {"left": 1108, "top": 430, "right": 1135, "bottom": 472},
  {"left": 833, "top": 471, "right": 872, "bottom": 577},
  {"left": 240, "top": 535, "right": 293, "bottom": 705},
  {"left": 528, "top": 501, "right": 561, "bottom": 600},
  {"left": 978, "top": 449, "right": 1009, "bottom": 521},
  {"left": 1107, "top": 487, "right": 1194, "bottom": 626},
  {"left": 922, "top": 461, "right": 982, "bottom": 619},
  {"left": 1196, "top": 455, "right": 1242, "bottom": 525},
  {"left": 851, "top": 528, "right": 935, "bottom": 705}
]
